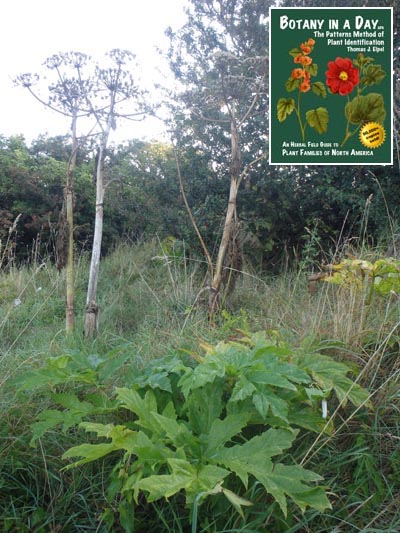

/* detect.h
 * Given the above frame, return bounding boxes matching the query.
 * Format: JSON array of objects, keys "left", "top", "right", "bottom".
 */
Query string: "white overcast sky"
[{"left": 1, "top": 0, "right": 189, "bottom": 144}]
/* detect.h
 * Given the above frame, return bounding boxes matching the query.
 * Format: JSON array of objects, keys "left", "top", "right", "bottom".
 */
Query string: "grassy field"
[{"left": 0, "top": 240, "right": 399, "bottom": 532}]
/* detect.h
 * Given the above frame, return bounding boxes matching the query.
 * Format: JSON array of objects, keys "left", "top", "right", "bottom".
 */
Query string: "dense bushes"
[{"left": 0, "top": 134, "right": 399, "bottom": 269}]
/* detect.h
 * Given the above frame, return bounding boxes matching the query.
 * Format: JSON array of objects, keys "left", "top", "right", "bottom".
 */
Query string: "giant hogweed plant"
[
  {"left": 17, "top": 332, "right": 370, "bottom": 531},
  {"left": 321, "top": 257, "right": 400, "bottom": 305}
]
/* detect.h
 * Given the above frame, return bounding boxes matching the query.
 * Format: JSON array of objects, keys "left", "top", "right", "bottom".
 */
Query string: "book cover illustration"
[{"left": 269, "top": 7, "right": 393, "bottom": 165}]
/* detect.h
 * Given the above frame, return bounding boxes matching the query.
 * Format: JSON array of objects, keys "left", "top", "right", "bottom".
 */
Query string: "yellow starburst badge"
[{"left": 359, "top": 122, "right": 386, "bottom": 149}]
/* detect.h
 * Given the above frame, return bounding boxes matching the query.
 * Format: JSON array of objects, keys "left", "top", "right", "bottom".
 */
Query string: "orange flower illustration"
[
  {"left": 299, "top": 80, "right": 311, "bottom": 93},
  {"left": 298, "top": 55, "right": 312, "bottom": 66},
  {"left": 291, "top": 68, "right": 306, "bottom": 79},
  {"left": 277, "top": 37, "right": 328, "bottom": 142},
  {"left": 300, "top": 43, "right": 312, "bottom": 55}
]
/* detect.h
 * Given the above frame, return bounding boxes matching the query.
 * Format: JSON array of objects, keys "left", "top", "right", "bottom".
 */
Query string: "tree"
[
  {"left": 167, "top": 0, "right": 269, "bottom": 315},
  {"left": 167, "top": 0, "right": 399, "bottom": 287}
]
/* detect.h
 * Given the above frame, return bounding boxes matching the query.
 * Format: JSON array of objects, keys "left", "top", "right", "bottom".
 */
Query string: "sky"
[{"left": 1, "top": 0, "right": 189, "bottom": 144}]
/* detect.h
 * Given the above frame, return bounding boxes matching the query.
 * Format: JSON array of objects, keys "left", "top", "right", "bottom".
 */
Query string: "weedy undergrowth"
[
  {"left": 321, "top": 256, "right": 400, "bottom": 305},
  {"left": 16, "top": 330, "right": 371, "bottom": 532}
]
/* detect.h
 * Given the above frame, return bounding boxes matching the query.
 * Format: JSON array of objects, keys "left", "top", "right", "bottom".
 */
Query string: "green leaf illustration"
[
  {"left": 305, "top": 107, "right": 329, "bottom": 134},
  {"left": 307, "top": 63, "right": 318, "bottom": 77},
  {"left": 285, "top": 77, "right": 300, "bottom": 92},
  {"left": 345, "top": 93, "right": 386, "bottom": 125},
  {"left": 312, "top": 81, "right": 327, "bottom": 98},
  {"left": 361, "top": 64, "right": 386, "bottom": 86},
  {"left": 277, "top": 98, "right": 295, "bottom": 122},
  {"left": 353, "top": 53, "right": 374, "bottom": 69},
  {"left": 288, "top": 47, "right": 301, "bottom": 58}
]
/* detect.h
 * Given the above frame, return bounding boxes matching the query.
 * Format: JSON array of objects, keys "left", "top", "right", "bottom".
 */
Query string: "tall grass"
[{"left": 0, "top": 238, "right": 399, "bottom": 531}]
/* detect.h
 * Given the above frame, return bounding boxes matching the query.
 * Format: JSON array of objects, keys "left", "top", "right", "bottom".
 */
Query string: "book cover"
[{"left": 269, "top": 7, "right": 393, "bottom": 165}]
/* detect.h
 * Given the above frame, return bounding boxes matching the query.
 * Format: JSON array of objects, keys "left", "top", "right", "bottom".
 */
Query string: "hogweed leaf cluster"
[
  {"left": 17, "top": 331, "right": 371, "bottom": 528},
  {"left": 322, "top": 256, "right": 400, "bottom": 304}
]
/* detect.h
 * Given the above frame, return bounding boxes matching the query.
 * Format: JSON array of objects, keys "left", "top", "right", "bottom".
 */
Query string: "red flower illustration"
[{"left": 326, "top": 57, "right": 359, "bottom": 96}]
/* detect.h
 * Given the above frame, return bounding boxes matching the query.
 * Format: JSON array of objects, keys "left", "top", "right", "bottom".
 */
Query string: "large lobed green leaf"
[
  {"left": 213, "top": 428, "right": 296, "bottom": 488},
  {"left": 136, "top": 459, "right": 229, "bottom": 503},
  {"left": 277, "top": 97, "right": 295, "bottom": 121},
  {"left": 361, "top": 64, "right": 386, "bottom": 86},
  {"left": 298, "top": 352, "right": 371, "bottom": 408},
  {"left": 305, "top": 107, "right": 329, "bottom": 134},
  {"left": 345, "top": 93, "right": 386, "bottom": 125},
  {"left": 186, "top": 381, "right": 225, "bottom": 435},
  {"left": 254, "top": 463, "right": 331, "bottom": 516}
]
